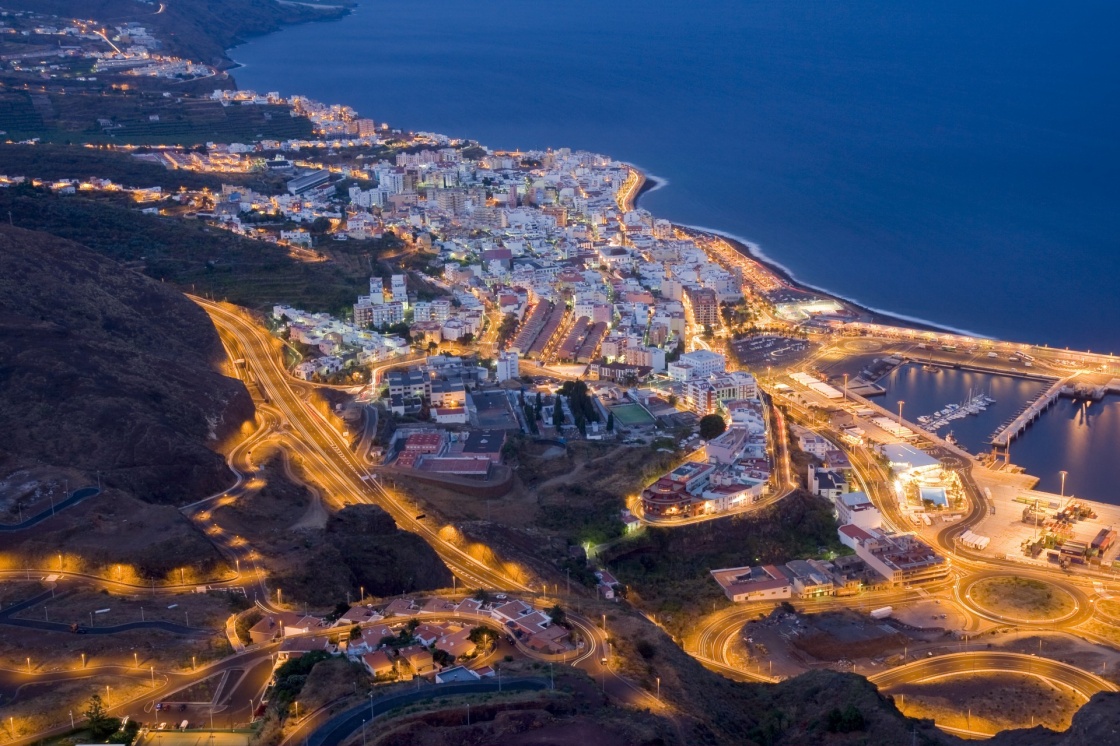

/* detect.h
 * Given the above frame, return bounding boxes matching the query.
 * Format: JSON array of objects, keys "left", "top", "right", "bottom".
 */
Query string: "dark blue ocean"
[{"left": 232, "top": 0, "right": 1120, "bottom": 353}]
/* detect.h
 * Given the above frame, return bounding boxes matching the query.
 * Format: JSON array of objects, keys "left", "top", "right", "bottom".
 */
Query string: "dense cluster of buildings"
[
  {"left": 247, "top": 594, "right": 570, "bottom": 682},
  {"left": 712, "top": 521, "right": 947, "bottom": 603},
  {"left": 640, "top": 394, "right": 772, "bottom": 519},
  {"left": 272, "top": 305, "right": 411, "bottom": 380}
]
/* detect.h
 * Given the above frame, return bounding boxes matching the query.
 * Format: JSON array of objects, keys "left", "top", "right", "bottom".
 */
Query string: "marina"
[{"left": 916, "top": 390, "right": 996, "bottom": 431}]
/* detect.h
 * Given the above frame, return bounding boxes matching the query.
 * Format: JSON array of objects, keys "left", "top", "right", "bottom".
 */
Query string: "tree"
[
  {"left": 432, "top": 648, "right": 455, "bottom": 667},
  {"left": 547, "top": 604, "right": 567, "bottom": 627},
  {"left": 606, "top": 412, "right": 615, "bottom": 432},
  {"left": 667, "top": 393, "right": 678, "bottom": 407},
  {"left": 84, "top": 694, "right": 120, "bottom": 739},
  {"left": 552, "top": 396, "right": 565, "bottom": 428},
  {"left": 699, "top": 414, "right": 727, "bottom": 440},
  {"left": 468, "top": 626, "right": 498, "bottom": 651}
]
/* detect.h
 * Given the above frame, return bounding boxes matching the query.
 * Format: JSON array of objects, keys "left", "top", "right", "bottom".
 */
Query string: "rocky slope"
[{"left": 0, "top": 225, "right": 254, "bottom": 506}]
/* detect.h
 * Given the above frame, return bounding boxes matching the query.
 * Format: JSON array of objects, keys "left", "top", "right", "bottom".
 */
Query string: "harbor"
[{"left": 877, "top": 363, "right": 1120, "bottom": 506}]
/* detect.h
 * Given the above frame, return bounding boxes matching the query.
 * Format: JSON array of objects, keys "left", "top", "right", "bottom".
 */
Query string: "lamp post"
[
  {"left": 656, "top": 677, "right": 660, "bottom": 701},
  {"left": 1059, "top": 470, "right": 1068, "bottom": 506}
]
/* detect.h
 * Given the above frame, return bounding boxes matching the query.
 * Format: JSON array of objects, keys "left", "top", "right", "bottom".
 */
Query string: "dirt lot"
[
  {"left": 0, "top": 490, "right": 229, "bottom": 583},
  {"left": 0, "top": 466, "right": 87, "bottom": 525},
  {"left": 889, "top": 671, "right": 1082, "bottom": 735},
  {"left": 0, "top": 618, "right": 230, "bottom": 673},
  {"left": 971, "top": 577, "right": 1075, "bottom": 620},
  {"left": 4, "top": 674, "right": 152, "bottom": 740},
  {"left": 12, "top": 586, "right": 237, "bottom": 632}
]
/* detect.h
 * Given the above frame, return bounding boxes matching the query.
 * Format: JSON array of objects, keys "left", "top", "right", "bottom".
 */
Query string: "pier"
[
  {"left": 989, "top": 375, "right": 1120, "bottom": 450},
  {"left": 989, "top": 377, "right": 1070, "bottom": 448}
]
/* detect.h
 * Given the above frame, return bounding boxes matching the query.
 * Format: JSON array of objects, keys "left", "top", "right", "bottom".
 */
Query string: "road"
[
  {"left": 868, "top": 650, "right": 1117, "bottom": 701},
  {"left": 0, "top": 487, "right": 100, "bottom": 533},
  {"left": 194, "top": 297, "right": 530, "bottom": 593}
]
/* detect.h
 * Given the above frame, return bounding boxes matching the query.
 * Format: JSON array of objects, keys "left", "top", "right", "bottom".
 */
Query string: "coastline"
[{"left": 629, "top": 172, "right": 975, "bottom": 337}]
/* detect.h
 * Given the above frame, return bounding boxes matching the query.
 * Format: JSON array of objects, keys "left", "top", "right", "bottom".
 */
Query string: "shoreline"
[{"left": 629, "top": 172, "right": 973, "bottom": 337}]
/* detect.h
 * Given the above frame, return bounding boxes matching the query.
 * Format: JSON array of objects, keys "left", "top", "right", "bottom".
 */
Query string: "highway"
[{"left": 193, "top": 297, "right": 530, "bottom": 594}]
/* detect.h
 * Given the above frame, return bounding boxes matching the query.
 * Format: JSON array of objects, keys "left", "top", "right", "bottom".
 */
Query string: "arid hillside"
[{"left": 0, "top": 225, "right": 254, "bottom": 507}]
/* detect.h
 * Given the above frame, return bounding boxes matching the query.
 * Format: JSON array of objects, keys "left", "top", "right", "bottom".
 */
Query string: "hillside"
[
  {"left": 0, "top": 224, "right": 254, "bottom": 506},
  {"left": 0, "top": 0, "right": 351, "bottom": 69}
]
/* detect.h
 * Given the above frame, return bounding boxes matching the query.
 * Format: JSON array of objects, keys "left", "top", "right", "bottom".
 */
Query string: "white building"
[
  {"left": 496, "top": 351, "right": 519, "bottom": 383},
  {"left": 668, "top": 349, "right": 726, "bottom": 382}
]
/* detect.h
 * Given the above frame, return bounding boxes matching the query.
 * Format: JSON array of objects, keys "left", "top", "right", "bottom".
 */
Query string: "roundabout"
[
  {"left": 956, "top": 573, "right": 1090, "bottom": 626},
  {"left": 838, "top": 338, "right": 884, "bottom": 353}
]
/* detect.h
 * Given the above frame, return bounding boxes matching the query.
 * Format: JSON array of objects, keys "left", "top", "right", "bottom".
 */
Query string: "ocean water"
[{"left": 231, "top": 0, "right": 1120, "bottom": 352}]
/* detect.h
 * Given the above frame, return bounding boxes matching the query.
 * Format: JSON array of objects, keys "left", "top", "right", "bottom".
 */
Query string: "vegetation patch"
[{"left": 970, "top": 577, "right": 1075, "bottom": 621}]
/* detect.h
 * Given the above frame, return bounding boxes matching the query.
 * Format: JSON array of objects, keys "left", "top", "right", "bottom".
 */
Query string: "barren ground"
[{"left": 890, "top": 671, "right": 1082, "bottom": 735}]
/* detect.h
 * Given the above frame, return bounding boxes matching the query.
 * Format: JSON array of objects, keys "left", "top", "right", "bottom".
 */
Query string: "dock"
[
  {"left": 989, "top": 375, "right": 1120, "bottom": 448},
  {"left": 989, "top": 377, "right": 1070, "bottom": 447}
]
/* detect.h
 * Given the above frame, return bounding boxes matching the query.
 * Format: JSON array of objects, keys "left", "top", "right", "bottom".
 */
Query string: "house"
[
  {"left": 382, "top": 599, "right": 417, "bottom": 617},
  {"left": 455, "top": 597, "right": 484, "bottom": 615},
  {"left": 434, "top": 626, "right": 477, "bottom": 659},
  {"left": 335, "top": 605, "right": 383, "bottom": 627},
  {"left": 399, "top": 645, "right": 435, "bottom": 675},
  {"left": 413, "top": 623, "right": 447, "bottom": 647},
  {"left": 277, "top": 635, "right": 333, "bottom": 662},
  {"left": 247, "top": 612, "right": 321, "bottom": 644},
  {"left": 361, "top": 650, "right": 396, "bottom": 678},
  {"left": 420, "top": 597, "right": 458, "bottom": 615},
  {"left": 347, "top": 624, "right": 396, "bottom": 656}
]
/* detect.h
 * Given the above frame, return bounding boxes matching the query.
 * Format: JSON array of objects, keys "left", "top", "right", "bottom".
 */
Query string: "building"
[
  {"left": 684, "top": 287, "right": 719, "bottom": 326},
  {"left": 836, "top": 491, "right": 881, "bottom": 529},
  {"left": 684, "top": 371, "right": 758, "bottom": 414},
  {"left": 667, "top": 350, "right": 726, "bottom": 382},
  {"left": 361, "top": 650, "right": 396, "bottom": 678},
  {"left": 711, "top": 565, "right": 792, "bottom": 602},
  {"left": 387, "top": 369, "right": 430, "bottom": 399},
  {"left": 881, "top": 443, "right": 942, "bottom": 477},
  {"left": 461, "top": 430, "right": 506, "bottom": 463},
  {"left": 640, "top": 461, "right": 716, "bottom": 518},
  {"left": 783, "top": 559, "right": 835, "bottom": 598},
  {"left": 287, "top": 169, "right": 330, "bottom": 195},
  {"left": 838, "top": 525, "right": 947, "bottom": 585},
  {"left": 808, "top": 467, "right": 846, "bottom": 501},
  {"left": 496, "top": 351, "right": 519, "bottom": 382}
]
